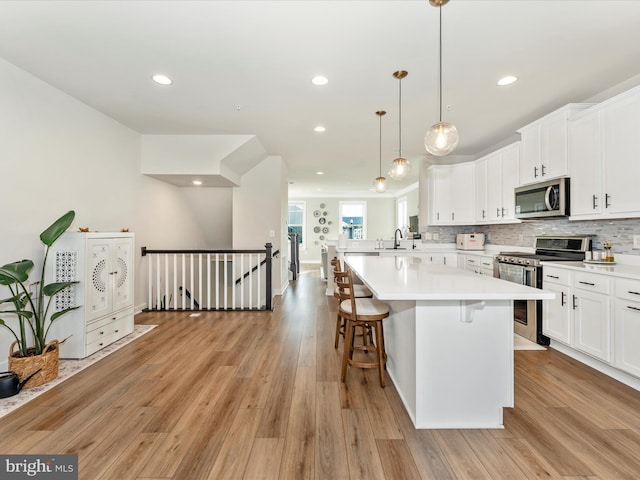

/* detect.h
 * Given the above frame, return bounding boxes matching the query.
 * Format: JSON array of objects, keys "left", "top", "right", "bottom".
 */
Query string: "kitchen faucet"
[{"left": 394, "top": 228, "right": 402, "bottom": 249}]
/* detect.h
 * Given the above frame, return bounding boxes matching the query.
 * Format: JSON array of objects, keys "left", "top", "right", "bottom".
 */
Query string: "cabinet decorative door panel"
[
  {"left": 518, "top": 125, "right": 540, "bottom": 185},
  {"left": 569, "top": 112, "right": 602, "bottom": 217},
  {"left": 500, "top": 144, "right": 520, "bottom": 220},
  {"left": 542, "top": 283, "right": 571, "bottom": 344},
  {"left": 112, "top": 239, "right": 133, "bottom": 312},
  {"left": 602, "top": 93, "right": 640, "bottom": 215},
  {"left": 573, "top": 292, "right": 611, "bottom": 362},
  {"left": 86, "top": 240, "right": 112, "bottom": 322},
  {"left": 541, "top": 113, "right": 568, "bottom": 179},
  {"left": 614, "top": 301, "right": 640, "bottom": 377}
]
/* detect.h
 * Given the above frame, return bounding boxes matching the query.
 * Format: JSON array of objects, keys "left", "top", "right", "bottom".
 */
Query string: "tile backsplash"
[{"left": 423, "top": 217, "right": 640, "bottom": 254}]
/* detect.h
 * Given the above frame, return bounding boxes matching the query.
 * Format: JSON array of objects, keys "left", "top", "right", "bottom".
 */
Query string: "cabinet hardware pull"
[
  {"left": 100, "top": 331, "right": 104, "bottom": 335},
  {"left": 546, "top": 275, "right": 559, "bottom": 279},
  {"left": 115, "top": 329, "right": 119, "bottom": 333},
  {"left": 452, "top": 212, "right": 455, "bottom": 220},
  {"left": 627, "top": 306, "right": 640, "bottom": 311},
  {"left": 99, "top": 343, "right": 104, "bottom": 347},
  {"left": 572, "top": 295, "right": 577, "bottom": 309},
  {"left": 437, "top": 212, "right": 440, "bottom": 220},
  {"left": 605, "top": 193, "right": 611, "bottom": 208},
  {"left": 592, "top": 194, "right": 598, "bottom": 209},
  {"left": 497, "top": 208, "right": 501, "bottom": 218},
  {"left": 482, "top": 209, "right": 486, "bottom": 219},
  {"left": 579, "top": 281, "right": 595, "bottom": 286},
  {"left": 628, "top": 291, "right": 640, "bottom": 296},
  {"left": 443, "top": 257, "right": 447, "bottom": 265},
  {"left": 534, "top": 166, "right": 538, "bottom": 178},
  {"left": 561, "top": 292, "right": 566, "bottom": 306},
  {"left": 541, "top": 164, "right": 546, "bottom": 176},
  {"left": 501, "top": 207, "right": 506, "bottom": 217}
]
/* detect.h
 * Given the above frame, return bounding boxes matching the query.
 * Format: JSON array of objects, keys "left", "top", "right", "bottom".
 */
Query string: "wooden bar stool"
[
  {"left": 331, "top": 257, "right": 372, "bottom": 348},
  {"left": 337, "top": 269, "right": 390, "bottom": 387}
]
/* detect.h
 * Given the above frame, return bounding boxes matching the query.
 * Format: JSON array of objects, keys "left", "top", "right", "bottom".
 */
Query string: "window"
[
  {"left": 397, "top": 196, "right": 408, "bottom": 231},
  {"left": 339, "top": 201, "right": 366, "bottom": 240},
  {"left": 288, "top": 201, "right": 305, "bottom": 249}
]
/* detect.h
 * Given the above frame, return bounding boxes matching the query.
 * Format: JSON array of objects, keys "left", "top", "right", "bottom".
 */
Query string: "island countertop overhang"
[{"left": 345, "top": 254, "right": 554, "bottom": 301}]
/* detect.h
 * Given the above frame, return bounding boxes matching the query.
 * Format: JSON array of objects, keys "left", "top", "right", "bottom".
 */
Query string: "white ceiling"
[{"left": 2, "top": 1, "right": 640, "bottom": 197}]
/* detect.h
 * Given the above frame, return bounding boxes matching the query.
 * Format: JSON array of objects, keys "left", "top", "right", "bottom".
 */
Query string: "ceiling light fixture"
[
  {"left": 312, "top": 75, "right": 328, "bottom": 86},
  {"left": 316, "top": 171, "right": 324, "bottom": 175},
  {"left": 389, "top": 70, "right": 410, "bottom": 180},
  {"left": 424, "top": 0, "right": 459, "bottom": 157},
  {"left": 373, "top": 110, "right": 387, "bottom": 193},
  {"left": 314, "top": 125, "right": 326, "bottom": 133},
  {"left": 497, "top": 75, "right": 518, "bottom": 86},
  {"left": 192, "top": 180, "right": 203, "bottom": 186},
  {"left": 151, "top": 74, "right": 172, "bottom": 85}
]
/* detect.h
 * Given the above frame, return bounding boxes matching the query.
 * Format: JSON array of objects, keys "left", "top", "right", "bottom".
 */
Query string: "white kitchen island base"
[{"left": 384, "top": 299, "right": 514, "bottom": 429}]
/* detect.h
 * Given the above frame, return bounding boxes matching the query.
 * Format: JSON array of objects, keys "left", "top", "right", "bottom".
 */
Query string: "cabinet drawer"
[
  {"left": 615, "top": 278, "right": 640, "bottom": 303},
  {"left": 573, "top": 272, "right": 610, "bottom": 294},
  {"left": 86, "top": 332, "right": 116, "bottom": 356},
  {"left": 543, "top": 266, "right": 571, "bottom": 285},
  {"left": 86, "top": 323, "right": 114, "bottom": 344}
]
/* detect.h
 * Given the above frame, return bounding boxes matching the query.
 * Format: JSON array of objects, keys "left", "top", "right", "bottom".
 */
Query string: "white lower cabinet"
[
  {"left": 462, "top": 254, "right": 494, "bottom": 276},
  {"left": 542, "top": 267, "right": 612, "bottom": 363},
  {"left": 47, "top": 232, "right": 135, "bottom": 359},
  {"left": 614, "top": 278, "right": 640, "bottom": 377},
  {"left": 542, "top": 280, "right": 571, "bottom": 345}
]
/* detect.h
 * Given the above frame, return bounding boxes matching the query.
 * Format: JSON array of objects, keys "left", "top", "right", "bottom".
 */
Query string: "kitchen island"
[{"left": 345, "top": 254, "right": 553, "bottom": 429}]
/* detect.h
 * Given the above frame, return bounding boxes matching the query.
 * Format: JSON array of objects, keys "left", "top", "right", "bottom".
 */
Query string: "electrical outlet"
[
  {"left": 433, "top": 233, "right": 440, "bottom": 241},
  {"left": 633, "top": 235, "right": 640, "bottom": 249},
  {"left": 518, "top": 234, "right": 524, "bottom": 242}
]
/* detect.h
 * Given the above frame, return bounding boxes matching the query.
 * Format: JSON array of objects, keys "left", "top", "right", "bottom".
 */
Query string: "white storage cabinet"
[
  {"left": 46, "top": 232, "right": 135, "bottom": 359},
  {"left": 614, "top": 278, "right": 640, "bottom": 377}
]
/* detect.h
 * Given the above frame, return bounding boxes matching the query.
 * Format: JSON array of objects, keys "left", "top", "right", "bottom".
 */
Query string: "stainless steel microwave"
[{"left": 514, "top": 178, "right": 569, "bottom": 219}]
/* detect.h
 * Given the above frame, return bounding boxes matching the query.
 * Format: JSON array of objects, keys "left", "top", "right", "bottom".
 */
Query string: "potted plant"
[{"left": 0, "top": 210, "right": 79, "bottom": 389}]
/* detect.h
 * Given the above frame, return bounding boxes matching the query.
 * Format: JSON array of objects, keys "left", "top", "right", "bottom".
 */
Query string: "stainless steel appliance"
[
  {"left": 495, "top": 235, "right": 591, "bottom": 344},
  {"left": 515, "top": 177, "right": 569, "bottom": 219}
]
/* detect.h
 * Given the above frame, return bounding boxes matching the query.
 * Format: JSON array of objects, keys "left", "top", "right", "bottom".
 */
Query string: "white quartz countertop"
[
  {"left": 345, "top": 255, "right": 553, "bottom": 301},
  {"left": 542, "top": 260, "right": 640, "bottom": 280}
]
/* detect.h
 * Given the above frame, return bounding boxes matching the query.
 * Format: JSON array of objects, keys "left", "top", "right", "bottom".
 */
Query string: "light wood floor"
[{"left": 2, "top": 266, "right": 640, "bottom": 479}]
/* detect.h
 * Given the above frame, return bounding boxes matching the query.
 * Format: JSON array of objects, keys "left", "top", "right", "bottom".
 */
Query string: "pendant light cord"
[
  {"left": 379, "top": 113, "right": 383, "bottom": 176},
  {"left": 398, "top": 76, "right": 402, "bottom": 157},
  {"left": 438, "top": 3, "right": 443, "bottom": 122}
]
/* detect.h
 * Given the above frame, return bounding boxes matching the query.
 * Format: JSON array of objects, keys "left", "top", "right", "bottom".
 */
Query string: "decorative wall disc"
[
  {"left": 313, "top": 210, "right": 321, "bottom": 217},
  {"left": 314, "top": 226, "right": 321, "bottom": 233},
  {"left": 322, "top": 227, "right": 329, "bottom": 234},
  {"left": 319, "top": 217, "right": 326, "bottom": 225},
  {"left": 320, "top": 203, "right": 326, "bottom": 208},
  {"left": 319, "top": 235, "right": 325, "bottom": 240}
]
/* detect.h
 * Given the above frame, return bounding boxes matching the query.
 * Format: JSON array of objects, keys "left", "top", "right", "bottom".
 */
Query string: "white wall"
[
  {"left": 0, "top": 58, "right": 208, "bottom": 369},
  {"left": 180, "top": 187, "right": 233, "bottom": 248},
  {"left": 232, "top": 156, "right": 288, "bottom": 294}
]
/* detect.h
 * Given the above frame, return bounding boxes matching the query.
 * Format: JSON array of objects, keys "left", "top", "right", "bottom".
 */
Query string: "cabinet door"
[
  {"left": 572, "top": 289, "right": 611, "bottom": 362},
  {"left": 518, "top": 125, "right": 541, "bottom": 185},
  {"left": 543, "top": 282, "right": 571, "bottom": 344},
  {"left": 500, "top": 143, "right": 520, "bottom": 221},
  {"left": 428, "top": 165, "right": 451, "bottom": 224},
  {"left": 111, "top": 237, "right": 134, "bottom": 312},
  {"left": 475, "top": 158, "right": 488, "bottom": 223},
  {"left": 449, "top": 163, "right": 475, "bottom": 224},
  {"left": 569, "top": 111, "right": 602, "bottom": 217},
  {"left": 86, "top": 239, "right": 113, "bottom": 321},
  {"left": 614, "top": 299, "right": 640, "bottom": 377},
  {"left": 485, "top": 152, "right": 503, "bottom": 222},
  {"left": 442, "top": 253, "right": 457, "bottom": 268},
  {"left": 541, "top": 112, "right": 569, "bottom": 179},
  {"left": 602, "top": 92, "right": 640, "bottom": 215}
]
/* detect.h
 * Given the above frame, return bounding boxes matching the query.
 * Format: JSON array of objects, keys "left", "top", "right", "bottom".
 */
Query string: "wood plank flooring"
[{"left": 2, "top": 265, "right": 640, "bottom": 479}]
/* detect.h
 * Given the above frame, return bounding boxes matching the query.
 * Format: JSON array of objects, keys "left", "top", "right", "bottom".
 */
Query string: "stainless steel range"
[{"left": 495, "top": 235, "right": 592, "bottom": 345}]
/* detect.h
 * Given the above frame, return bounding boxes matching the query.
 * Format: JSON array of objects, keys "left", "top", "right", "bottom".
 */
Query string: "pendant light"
[
  {"left": 424, "top": 0, "right": 459, "bottom": 157},
  {"left": 389, "top": 70, "right": 410, "bottom": 180},
  {"left": 373, "top": 110, "right": 387, "bottom": 193}
]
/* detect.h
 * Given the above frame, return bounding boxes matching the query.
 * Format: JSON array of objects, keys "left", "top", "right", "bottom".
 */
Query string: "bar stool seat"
[{"left": 337, "top": 269, "right": 390, "bottom": 387}]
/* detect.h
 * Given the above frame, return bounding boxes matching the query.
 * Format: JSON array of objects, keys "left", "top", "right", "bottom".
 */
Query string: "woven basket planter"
[{"left": 8, "top": 340, "right": 59, "bottom": 389}]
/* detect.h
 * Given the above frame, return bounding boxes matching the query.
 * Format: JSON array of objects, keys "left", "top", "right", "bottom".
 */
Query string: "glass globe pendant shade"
[
  {"left": 424, "top": 121, "right": 459, "bottom": 157},
  {"left": 373, "top": 176, "right": 387, "bottom": 193},
  {"left": 389, "top": 157, "right": 410, "bottom": 180}
]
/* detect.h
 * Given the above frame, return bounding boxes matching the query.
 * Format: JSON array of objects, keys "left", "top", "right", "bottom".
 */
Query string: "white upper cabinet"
[
  {"left": 475, "top": 142, "right": 520, "bottom": 224},
  {"left": 569, "top": 86, "right": 640, "bottom": 220},
  {"left": 518, "top": 104, "right": 593, "bottom": 186},
  {"left": 428, "top": 163, "right": 475, "bottom": 226}
]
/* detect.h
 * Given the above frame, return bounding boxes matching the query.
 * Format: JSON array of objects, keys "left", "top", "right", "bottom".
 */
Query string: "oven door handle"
[{"left": 523, "top": 266, "right": 537, "bottom": 288}]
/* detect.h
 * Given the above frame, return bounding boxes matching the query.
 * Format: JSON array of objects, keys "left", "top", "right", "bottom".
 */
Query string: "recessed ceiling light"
[
  {"left": 497, "top": 75, "right": 518, "bottom": 86},
  {"left": 314, "top": 126, "right": 326, "bottom": 133},
  {"left": 152, "top": 74, "right": 173, "bottom": 85},
  {"left": 192, "top": 180, "right": 203, "bottom": 186},
  {"left": 316, "top": 171, "right": 324, "bottom": 175},
  {"left": 311, "top": 75, "right": 328, "bottom": 86}
]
